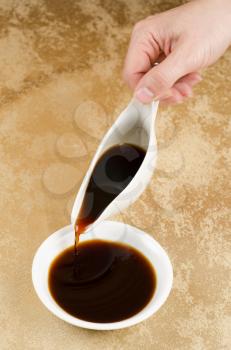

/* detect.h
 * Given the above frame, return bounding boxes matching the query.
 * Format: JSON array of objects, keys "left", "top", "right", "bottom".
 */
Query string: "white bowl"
[{"left": 32, "top": 221, "right": 173, "bottom": 330}]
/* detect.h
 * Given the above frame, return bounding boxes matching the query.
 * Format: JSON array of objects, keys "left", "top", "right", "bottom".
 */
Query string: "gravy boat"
[{"left": 71, "top": 98, "right": 159, "bottom": 230}]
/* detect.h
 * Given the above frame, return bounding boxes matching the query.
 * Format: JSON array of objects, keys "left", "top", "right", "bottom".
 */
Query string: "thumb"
[{"left": 134, "top": 45, "right": 192, "bottom": 103}]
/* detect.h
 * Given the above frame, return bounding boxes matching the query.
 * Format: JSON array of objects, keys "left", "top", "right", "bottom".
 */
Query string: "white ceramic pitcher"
[{"left": 71, "top": 98, "right": 159, "bottom": 231}]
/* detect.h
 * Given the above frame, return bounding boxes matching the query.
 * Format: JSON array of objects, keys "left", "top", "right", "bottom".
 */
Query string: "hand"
[{"left": 123, "top": 0, "right": 231, "bottom": 104}]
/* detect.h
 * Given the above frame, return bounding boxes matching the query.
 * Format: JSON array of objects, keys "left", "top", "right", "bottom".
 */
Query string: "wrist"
[{"left": 200, "top": 0, "right": 231, "bottom": 44}]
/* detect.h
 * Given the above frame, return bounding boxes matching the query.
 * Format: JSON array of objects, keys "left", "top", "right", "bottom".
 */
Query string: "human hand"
[{"left": 123, "top": 0, "right": 231, "bottom": 104}]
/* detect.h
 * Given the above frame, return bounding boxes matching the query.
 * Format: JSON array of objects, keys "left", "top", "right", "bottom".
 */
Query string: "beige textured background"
[{"left": 0, "top": 1, "right": 230, "bottom": 349}]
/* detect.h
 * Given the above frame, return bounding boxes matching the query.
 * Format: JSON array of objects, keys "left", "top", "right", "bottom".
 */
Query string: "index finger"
[{"left": 123, "top": 28, "right": 160, "bottom": 90}]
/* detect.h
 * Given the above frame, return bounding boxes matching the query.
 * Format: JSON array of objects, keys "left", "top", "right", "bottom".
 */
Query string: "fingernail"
[{"left": 134, "top": 87, "right": 154, "bottom": 103}]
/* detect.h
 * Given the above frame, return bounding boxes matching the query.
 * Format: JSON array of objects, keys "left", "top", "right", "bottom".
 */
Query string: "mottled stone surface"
[{"left": 0, "top": 1, "right": 230, "bottom": 349}]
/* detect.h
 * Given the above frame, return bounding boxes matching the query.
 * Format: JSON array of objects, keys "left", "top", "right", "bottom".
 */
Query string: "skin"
[{"left": 123, "top": 0, "right": 231, "bottom": 104}]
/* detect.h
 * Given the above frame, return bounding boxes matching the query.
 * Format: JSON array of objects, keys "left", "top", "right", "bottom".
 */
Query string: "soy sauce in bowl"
[{"left": 49, "top": 240, "right": 156, "bottom": 323}]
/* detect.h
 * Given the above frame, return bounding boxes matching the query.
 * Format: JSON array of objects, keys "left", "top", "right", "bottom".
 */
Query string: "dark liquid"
[
  {"left": 75, "top": 143, "right": 146, "bottom": 244},
  {"left": 48, "top": 143, "right": 154, "bottom": 323},
  {"left": 49, "top": 240, "right": 156, "bottom": 323}
]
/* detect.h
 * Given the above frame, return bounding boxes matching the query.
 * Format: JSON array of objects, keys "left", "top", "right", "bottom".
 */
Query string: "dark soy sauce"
[
  {"left": 49, "top": 240, "right": 156, "bottom": 323},
  {"left": 49, "top": 143, "right": 155, "bottom": 323},
  {"left": 74, "top": 143, "right": 146, "bottom": 244}
]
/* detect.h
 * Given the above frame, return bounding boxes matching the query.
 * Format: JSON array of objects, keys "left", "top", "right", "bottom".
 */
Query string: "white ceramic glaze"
[
  {"left": 32, "top": 221, "right": 173, "bottom": 330},
  {"left": 32, "top": 99, "right": 173, "bottom": 330},
  {"left": 71, "top": 98, "right": 159, "bottom": 231}
]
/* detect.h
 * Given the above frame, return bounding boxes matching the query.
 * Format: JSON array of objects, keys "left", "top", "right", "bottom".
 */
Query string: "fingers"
[
  {"left": 160, "top": 72, "right": 202, "bottom": 104},
  {"left": 123, "top": 17, "right": 203, "bottom": 104},
  {"left": 134, "top": 44, "right": 193, "bottom": 103},
  {"left": 179, "top": 72, "right": 202, "bottom": 85},
  {"left": 160, "top": 91, "right": 183, "bottom": 105},
  {"left": 123, "top": 22, "right": 160, "bottom": 90}
]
